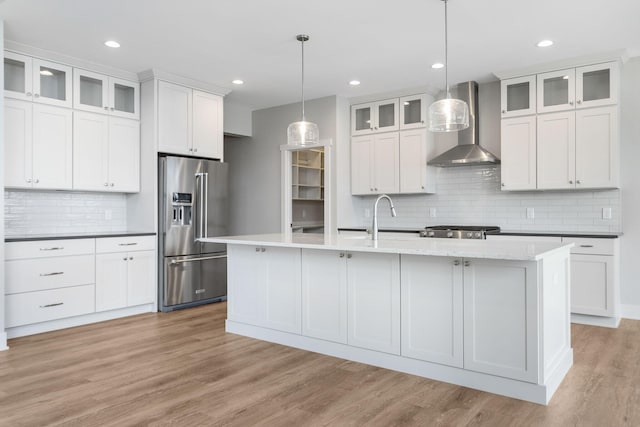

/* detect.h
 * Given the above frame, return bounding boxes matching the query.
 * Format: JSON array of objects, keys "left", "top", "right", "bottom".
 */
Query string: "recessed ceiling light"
[
  {"left": 431, "top": 63, "right": 444, "bottom": 69},
  {"left": 349, "top": 80, "right": 361, "bottom": 86},
  {"left": 562, "top": 75, "right": 569, "bottom": 80},
  {"left": 40, "top": 69, "right": 53, "bottom": 76},
  {"left": 104, "top": 40, "right": 120, "bottom": 48},
  {"left": 232, "top": 79, "right": 244, "bottom": 85},
  {"left": 537, "top": 39, "right": 553, "bottom": 48}
]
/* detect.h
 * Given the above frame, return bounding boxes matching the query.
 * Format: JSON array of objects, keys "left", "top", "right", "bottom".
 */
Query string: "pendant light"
[
  {"left": 428, "top": 0, "right": 469, "bottom": 132},
  {"left": 287, "top": 34, "right": 320, "bottom": 146}
]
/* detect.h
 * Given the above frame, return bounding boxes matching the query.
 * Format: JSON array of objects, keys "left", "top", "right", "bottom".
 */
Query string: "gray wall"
[
  {"left": 223, "top": 98, "right": 253, "bottom": 137},
  {"left": 620, "top": 57, "right": 640, "bottom": 309},
  {"left": 224, "top": 96, "right": 338, "bottom": 235}
]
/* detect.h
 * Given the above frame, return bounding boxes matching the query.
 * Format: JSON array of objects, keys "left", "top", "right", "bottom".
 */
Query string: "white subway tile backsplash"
[
  {"left": 352, "top": 165, "right": 621, "bottom": 233},
  {"left": 4, "top": 190, "right": 127, "bottom": 236}
]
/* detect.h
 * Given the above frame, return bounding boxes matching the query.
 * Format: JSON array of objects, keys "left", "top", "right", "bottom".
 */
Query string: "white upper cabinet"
[
  {"left": 351, "top": 98, "right": 399, "bottom": 135},
  {"left": 500, "top": 75, "right": 536, "bottom": 118},
  {"left": 576, "top": 62, "right": 619, "bottom": 109},
  {"left": 399, "top": 129, "right": 434, "bottom": 193},
  {"left": 73, "top": 69, "right": 140, "bottom": 119},
  {"left": 537, "top": 69, "right": 576, "bottom": 114},
  {"left": 158, "top": 80, "right": 223, "bottom": 159},
  {"left": 537, "top": 111, "right": 576, "bottom": 190},
  {"left": 575, "top": 106, "right": 618, "bottom": 188},
  {"left": 500, "top": 116, "right": 537, "bottom": 191},
  {"left": 399, "top": 94, "right": 427, "bottom": 130},
  {"left": 351, "top": 133, "right": 399, "bottom": 195},
  {"left": 4, "top": 51, "right": 72, "bottom": 108}
]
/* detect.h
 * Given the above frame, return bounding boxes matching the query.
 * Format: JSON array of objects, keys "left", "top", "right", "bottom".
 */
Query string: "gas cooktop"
[{"left": 419, "top": 226, "right": 500, "bottom": 239}]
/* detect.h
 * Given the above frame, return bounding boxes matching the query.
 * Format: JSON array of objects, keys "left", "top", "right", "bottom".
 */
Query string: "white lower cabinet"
[
  {"left": 301, "top": 249, "right": 348, "bottom": 344},
  {"left": 463, "top": 258, "right": 539, "bottom": 383},
  {"left": 347, "top": 252, "right": 400, "bottom": 355},
  {"left": 400, "top": 255, "right": 463, "bottom": 367},
  {"left": 95, "top": 236, "right": 156, "bottom": 312},
  {"left": 228, "top": 245, "right": 301, "bottom": 334}
]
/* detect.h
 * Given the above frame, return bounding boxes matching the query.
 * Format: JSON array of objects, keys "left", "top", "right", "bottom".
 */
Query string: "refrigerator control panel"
[{"left": 172, "top": 192, "right": 192, "bottom": 226}]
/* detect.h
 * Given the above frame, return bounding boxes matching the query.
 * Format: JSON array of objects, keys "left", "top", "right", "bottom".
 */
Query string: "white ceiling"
[{"left": 1, "top": 0, "right": 639, "bottom": 110}]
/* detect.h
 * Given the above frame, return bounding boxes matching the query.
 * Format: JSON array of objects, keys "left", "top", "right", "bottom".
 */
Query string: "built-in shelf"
[{"left": 291, "top": 149, "right": 325, "bottom": 232}]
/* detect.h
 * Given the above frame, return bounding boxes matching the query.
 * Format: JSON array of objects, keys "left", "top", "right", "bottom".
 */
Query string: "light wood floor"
[{"left": 1, "top": 303, "right": 639, "bottom": 427}]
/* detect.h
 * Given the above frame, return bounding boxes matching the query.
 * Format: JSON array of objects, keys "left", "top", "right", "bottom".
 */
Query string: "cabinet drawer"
[
  {"left": 6, "top": 284, "right": 95, "bottom": 328},
  {"left": 562, "top": 237, "right": 615, "bottom": 255},
  {"left": 5, "top": 255, "right": 95, "bottom": 295},
  {"left": 96, "top": 235, "right": 155, "bottom": 253},
  {"left": 6, "top": 239, "right": 95, "bottom": 260}
]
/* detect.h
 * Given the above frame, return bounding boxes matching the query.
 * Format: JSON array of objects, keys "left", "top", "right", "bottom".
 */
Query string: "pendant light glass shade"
[
  {"left": 288, "top": 34, "right": 320, "bottom": 146},
  {"left": 428, "top": 0, "right": 469, "bottom": 132}
]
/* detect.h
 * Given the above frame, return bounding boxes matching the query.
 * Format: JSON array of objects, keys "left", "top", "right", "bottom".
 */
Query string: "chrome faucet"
[{"left": 372, "top": 194, "right": 397, "bottom": 241}]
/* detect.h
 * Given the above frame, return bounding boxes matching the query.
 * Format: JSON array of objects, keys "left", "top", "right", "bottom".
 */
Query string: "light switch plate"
[
  {"left": 526, "top": 207, "right": 535, "bottom": 219},
  {"left": 429, "top": 207, "right": 437, "bottom": 218},
  {"left": 603, "top": 207, "right": 612, "bottom": 219},
  {"left": 104, "top": 209, "right": 112, "bottom": 220},
  {"left": 364, "top": 208, "right": 371, "bottom": 218}
]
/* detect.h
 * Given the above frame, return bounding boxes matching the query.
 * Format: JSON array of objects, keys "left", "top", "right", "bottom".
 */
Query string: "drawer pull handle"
[
  {"left": 118, "top": 243, "right": 138, "bottom": 246},
  {"left": 40, "top": 247, "right": 64, "bottom": 251},
  {"left": 40, "top": 272, "right": 64, "bottom": 277},
  {"left": 579, "top": 244, "right": 594, "bottom": 248},
  {"left": 40, "top": 302, "right": 64, "bottom": 308}
]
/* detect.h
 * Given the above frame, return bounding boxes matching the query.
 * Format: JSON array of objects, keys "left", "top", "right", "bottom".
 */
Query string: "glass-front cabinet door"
[
  {"left": 33, "top": 59, "right": 72, "bottom": 108},
  {"left": 109, "top": 77, "right": 140, "bottom": 119},
  {"left": 576, "top": 61, "right": 618, "bottom": 109},
  {"left": 74, "top": 69, "right": 109, "bottom": 114},
  {"left": 501, "top": 75, "right": 536, "bottom": 118},
  {"left": 375, "top": 98, "right": 399, "bottom": 132},
  {"left": 399, "top": 94, "right": 426, "bottom": 130},
  {"left": 351, "top": 103, "right": 374, "bottom": 135},
  {"left": 537, "top": 69, "right": 575, "bottom": 113},
  {"left": 4, "top": 51, "right": 33, "bottom": 101}
]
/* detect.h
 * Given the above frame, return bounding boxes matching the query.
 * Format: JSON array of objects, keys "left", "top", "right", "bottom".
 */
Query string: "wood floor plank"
[{"left": 1, "top": 302, "right": 639, "bottom": 426}]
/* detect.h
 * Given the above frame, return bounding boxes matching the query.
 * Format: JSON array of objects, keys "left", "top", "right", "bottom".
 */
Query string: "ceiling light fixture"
[
  {"left": 232, "top": 79, "right": 244, "bottom": 85},
  {"left": 104, "top": 40, "right": 120, "bottom": 48},
  {"left": 431, "top": 62, "right": 444, "bottom": 69},
  {"left": 40, "top": 69, "right": 53, "bottom": 76},
  {"left": 428, "top": 0, "right": 469, "bottom": 132},
  {"left": 349, "top": 80, "right": 361, "bottom": 86},
  {"left": 537, "top": 39, "right": 553, "bottom": 48},
  {"left": 287, "top": 34, "right": 319, "bottom": 146}
]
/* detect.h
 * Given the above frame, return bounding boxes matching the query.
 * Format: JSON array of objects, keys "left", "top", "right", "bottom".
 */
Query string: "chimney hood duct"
[{"left": 428, "top": 81, "right": 500, "bottom": 167}]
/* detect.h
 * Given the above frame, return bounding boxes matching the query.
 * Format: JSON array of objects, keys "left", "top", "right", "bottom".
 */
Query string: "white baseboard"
[
  {"left": 6, "top": 304, "right": 155, "bottom": 339},
  {"left": 0, "top": 331, "right": 8, "bottom": 351},
  {"left": 571, "top": 313, "right": 621, "bottom": 328},
  {"left": 621, "top": 304, "right": 640, "bottom": 320}
]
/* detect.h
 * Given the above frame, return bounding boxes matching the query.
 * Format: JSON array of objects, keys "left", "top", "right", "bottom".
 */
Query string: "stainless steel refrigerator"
[{"left": 158, "top": 155, "right": 228, "bottom": 312}]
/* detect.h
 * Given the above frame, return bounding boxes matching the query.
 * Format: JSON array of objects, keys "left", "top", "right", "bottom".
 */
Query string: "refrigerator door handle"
[
  {"left": 195, "top": 172, "right": 209, "bottom": 240},
  {"left": 170, "top": 254, "right": 227, "bottom": 265}
]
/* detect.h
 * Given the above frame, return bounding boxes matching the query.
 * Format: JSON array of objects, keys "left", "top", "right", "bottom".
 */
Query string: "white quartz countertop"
[{"left": 204, "top": 233, "right": 573, "bottom": 261}]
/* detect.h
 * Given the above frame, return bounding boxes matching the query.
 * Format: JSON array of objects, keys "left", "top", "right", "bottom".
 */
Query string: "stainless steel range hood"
[{"left": 428, "top": 81, "right": 500, "bottom": 167}]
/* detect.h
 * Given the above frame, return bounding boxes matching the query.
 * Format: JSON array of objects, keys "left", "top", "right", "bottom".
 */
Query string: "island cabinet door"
[
  {"left": 227, "top": 245, "right": 266, "bottom": 327},
  {"left": 347, "top": 252, "right": 400, "bottom": 355},
  {"left": 262, "top": 246, "right": 302, "bottom": 334},
  {"left": 463, "top": 259, "right": 540, "bottom": 383},
  {"left": 400, "top": 256, "right": 463, "bottom": 368},
  {"left": 301, "top": 249, "right": 348, "bottom": 344}
]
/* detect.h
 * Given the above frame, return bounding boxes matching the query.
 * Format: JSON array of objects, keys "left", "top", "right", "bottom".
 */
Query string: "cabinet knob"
[
  {"left": 123, "top": 257, "right": 128, "bottom": 261},
  {"left": 501, "top": 183, "right": 505, "bottom": 187},
  {"left": 421, "top": 185, "right": 424, "bottom": 189},
  {"left": 26, "top": 178, "right": 32, "bottom": 183},
  {"left": 370, "top": 188, "right": 373, "bottom": 191},
  {"left": 577, "top": 180, "right": 582, "bottom": 184},
  {"left": 34, "top": 178, "right": 39, "bottom": 183},
  {"left": 374, "top": 127, "right": 378, "bottom": 130},
  {"left": 110, "top": 107, "right": 115, "bottom": 111},
  {"left": 464, "top": 261, "right": 471, "bottom": 267},
  {"left": 104, "top": 182, "right": 109, "bottom": 186},
  {"left": 347, "top": 253, "right": 352, "bottom": 259},
  {"left": 453, "top": 260, "right": 460, "bottom": 266},
  {"left": 502, "top": 109, "right": 506, "bottom": 114},
  {"left": 577, "top": 100, "right": 582, "bottom": 104},
  {"left": 261, "top": 248, "right": 266, "bottom": 252},
  {"left": 255, "top": 247, "right": 260, "bottom": 252},
  {"left": 34, "top": 93, "right": 40, "bottom": 98},
  {"left": 421, "top": 120, "right": 425, "bottom": 124},
  {"left": 110, "top": 183, "right": 115, "bottom": 187},
  {"left": 104, "top": 106, "right": 109, "bottom": 110},
  {"left": 129, "top": 256, "right": 133, "bottom": 260},
  {"left": 26, "top": 92, "right": 32, "bottom": 97},
  {"left": 569, "top": 180, "right": 574, "bottom": 184},
  {"left": 194, "top": 148, "right": 198, "bottom": 152},
  {"left": 339, "top": 253, "right": 345, "bottom": 258},
  {"left": 374, "top": 188, "right": 378, "bottom": 191},
  {"left": 569, "top": 101, "right": 574, "bottom": 105}
]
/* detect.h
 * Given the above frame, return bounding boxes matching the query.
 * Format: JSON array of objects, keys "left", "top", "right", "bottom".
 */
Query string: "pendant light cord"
[
  {"left": 301, "top": 38, "right": 305, "bottom": 121},
  {"left": 444, "top": 0, "right": 450, "bottom": 97}
]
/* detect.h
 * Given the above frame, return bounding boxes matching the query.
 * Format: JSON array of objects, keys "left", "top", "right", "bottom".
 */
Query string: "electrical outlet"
[
  {"left": 526, "top": 207, "right": 535, "bottom": 219},
  {"left": 603, "top": 207, "right": 612, "bottom": 220},
  {"left": 104, "top": 209, "right": 112, "bottom": 220},
  {"left": 302, "top": 208, "right": 307, "bottom": 218},
  {"left": 429, "top": 207, "right": 437, "bottom": 218},
  {"left": 364, "top": 208, "right": 371, "bottom": 218}
]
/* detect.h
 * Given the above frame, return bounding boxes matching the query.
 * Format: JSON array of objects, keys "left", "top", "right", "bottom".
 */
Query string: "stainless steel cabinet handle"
[
  {"left": 261, "top": 248, "right": 266, "bottom": 252},
  {"left": 464, "top": 261, "right": 471, "bottom": 267},
  {"left": 34, "top": 179, "right": 39, "bottom": 183},
  {"left": 39, "top": 271, "right": 64, "bottom": 276},
  {"left": 347, "top": 253, "right": 352, "bottom": 259},
  {"left": 104, "top": 106, "right": 109, "bottom": 110},
  {"left": 104, "top": 182, "right": 109, "bottom": 186},
  {"left": 453, "top": 260, "right": 460, "bottom": 266},
  {"left": 577, "top": 100, "right": 582, "bottom": 104},
  {"left": 34, "top": 93, "right": 40, "bottom": 98},
  {"left": 569, "top": 180, "right": 574, "bottom": 184},
  {"left": 26, "top": 92, "right": 32, "bottom": 96},
  {"left": 118, "top": 243, "right": 138, "bottom": 246},
  {"left": 40, "top": 247, "right": 64, "bottom": 251},
  {"left": 195, "top": 172, "right": 209, "bottom": 240},
  {"left": 339, "top": 253, "right": 345, "bottom": 258},
  {"left": 26, "top": 178, "right": 32, "bottom": 183},
  {"left": 577, "top": 180, "right": 582, "bottom": 184},
  {"left": 580, "top": 244, "right": 594, "bottom": 248},
  {"left": 40, "top": 302, "right": 63, "bottom": 308},
  {"left": 170, "top": 255, "right": 228, "bottom": 265}
]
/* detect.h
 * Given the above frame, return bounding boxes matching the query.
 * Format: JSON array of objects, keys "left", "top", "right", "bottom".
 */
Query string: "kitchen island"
[{"left": 203, "top": 233, "right": 574, "bottom": 404}]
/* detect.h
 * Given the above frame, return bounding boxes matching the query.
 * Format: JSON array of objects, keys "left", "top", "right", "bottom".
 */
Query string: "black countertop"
[{"left": 5, "top": 231, "right": 156, "bottom": 243}]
